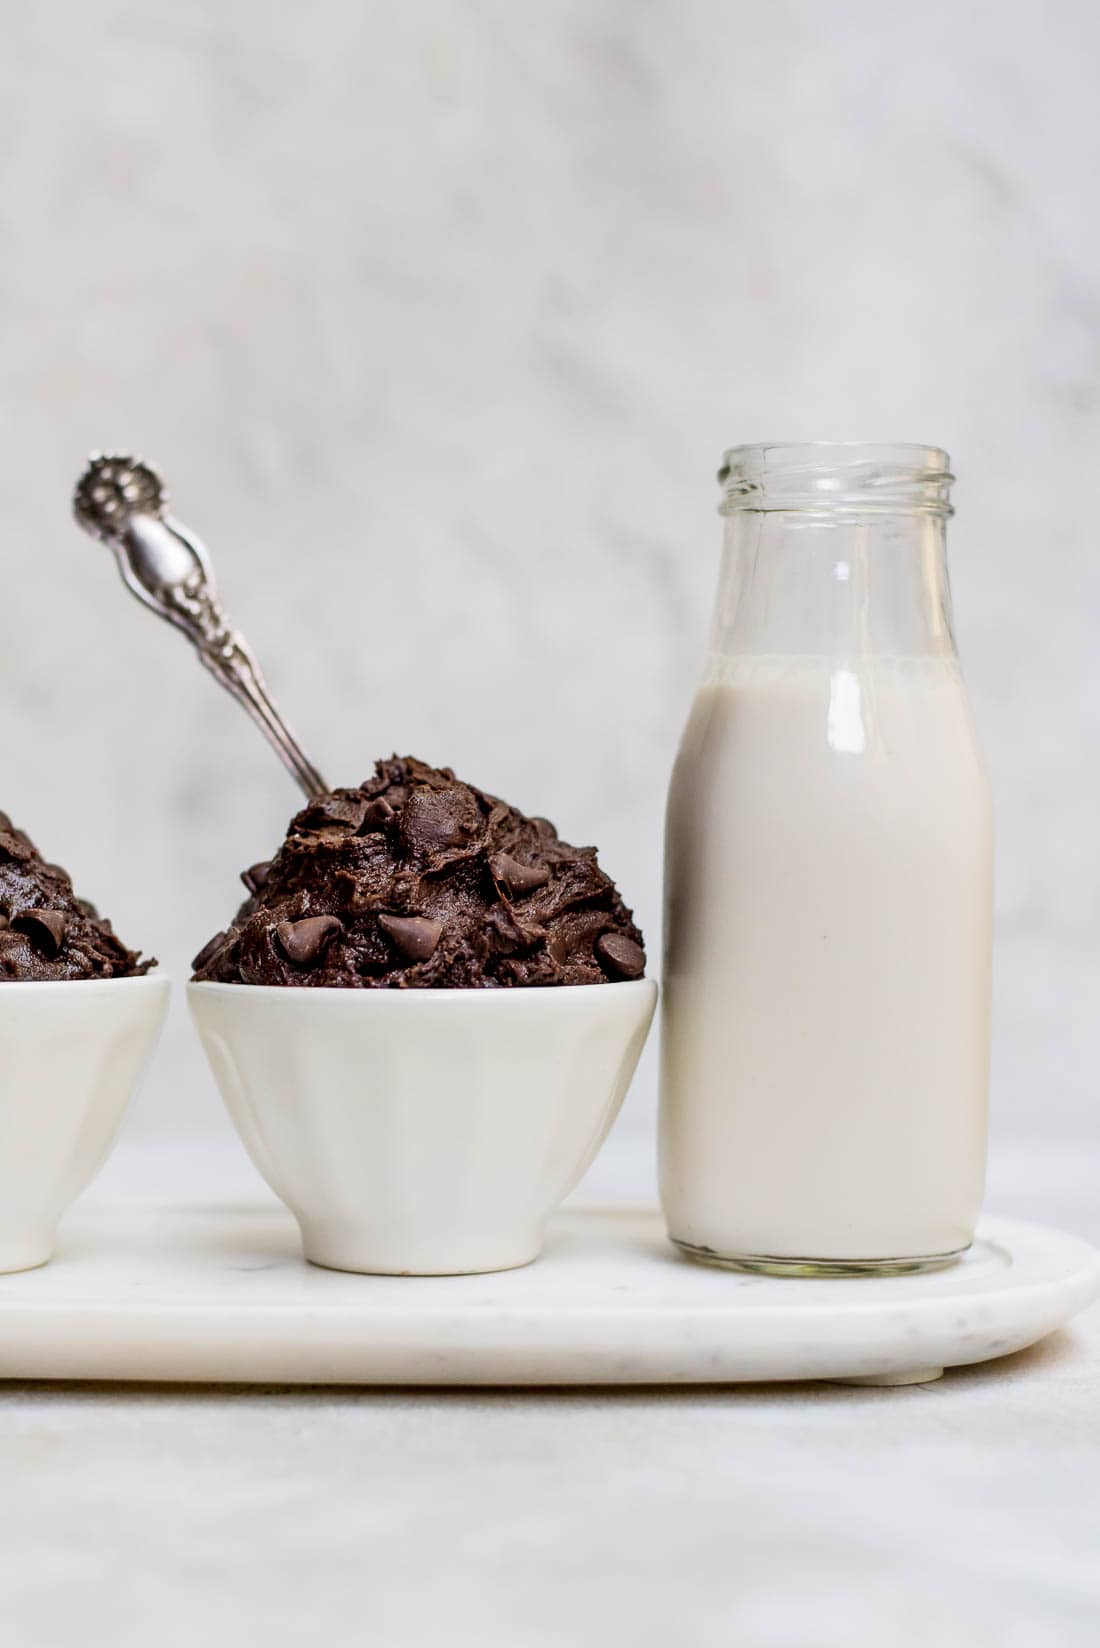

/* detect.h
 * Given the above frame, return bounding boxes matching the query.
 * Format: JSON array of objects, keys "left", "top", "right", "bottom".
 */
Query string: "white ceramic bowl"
[
  {"left": 189, "top": 979, "right": 657, "bottom": 1275},
  {"left": 0, "top": 976, "right": 170, "bottom": 1272}
]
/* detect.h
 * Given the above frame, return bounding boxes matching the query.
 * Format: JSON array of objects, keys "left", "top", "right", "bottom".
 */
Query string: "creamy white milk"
[{"left": 660, "top": 653, "right": 994, "bottom": 1267}]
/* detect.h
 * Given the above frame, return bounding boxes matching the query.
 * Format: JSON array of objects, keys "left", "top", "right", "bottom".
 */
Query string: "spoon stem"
[{"left": 73, "top": 454, "right": 328, "bottom": 800}]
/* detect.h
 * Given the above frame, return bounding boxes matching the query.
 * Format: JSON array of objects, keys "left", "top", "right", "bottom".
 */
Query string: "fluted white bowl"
[
  {"left": 0, "top": 976, "right": 170, "bottom": 1272},
  {"left": 189, "top": 979, "right": 657, "bottom": 1275}
]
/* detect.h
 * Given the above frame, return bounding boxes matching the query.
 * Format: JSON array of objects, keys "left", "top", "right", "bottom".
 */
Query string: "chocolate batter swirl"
[
  {"left": 0, "top": 815, "right": 154, "bottom": 982},
  {"left": 192, "top": 757, "right": 646, "bottom": 989}
]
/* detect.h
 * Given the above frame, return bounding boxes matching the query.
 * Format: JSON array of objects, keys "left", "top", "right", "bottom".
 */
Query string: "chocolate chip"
[
  {"left": 298, "top": 795, "right": 367, "bottom": 832},
  {"left": 0, "top": 914, "right": 7, "bottom": 930},
  {"left": 377, "top": 913, "right": 443, "bottom": 963},
  {"left": 241, "top": 860, "right": 272, "bottom": 896},
  {"left": 360, "top": 797, "right": 395, "bottom": 832},
  {"left": 595, "top": 932, "right": 645, "bottom": 980},
  {"left": 275, "top": 915, "right": 343, "bottom": 966},
  {"left": 13, "top": 909, "right": 68, "bottom": 957},
  {"left": 489, "top": 853, "right": 551, "bottom": 898},
  {"left": 192, "top": 930, "right": 228, "bottom": 972}
]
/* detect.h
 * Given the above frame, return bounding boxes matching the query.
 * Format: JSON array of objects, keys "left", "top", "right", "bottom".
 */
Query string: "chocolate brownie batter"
[
  {"left": 192, "top": 756, "right": 646, "bottom": 989},
  {"left": 0, "top": 814, "right": 154, "bottom": 982}
]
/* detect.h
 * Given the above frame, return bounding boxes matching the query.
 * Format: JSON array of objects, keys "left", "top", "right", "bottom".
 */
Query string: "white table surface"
[{"left": 3, "top": 1131, "right": 1098, "bottom": 1648}]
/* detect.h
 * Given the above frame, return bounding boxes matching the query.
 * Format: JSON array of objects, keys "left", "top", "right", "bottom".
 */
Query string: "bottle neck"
[{"left": 710, "top": 507, "right": 958, "bottom": 663}]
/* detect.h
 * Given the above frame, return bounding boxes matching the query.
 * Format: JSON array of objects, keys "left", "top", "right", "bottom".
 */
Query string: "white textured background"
[
  {"left": 0, "top": 2, "right": 1097, "bottom": 1186},
  {"left": 2, "top": 6, "right": 1100, "bottom": 1647},
  {"left": 4, "top": 0, "right": 1100, "bottom": 1185}
]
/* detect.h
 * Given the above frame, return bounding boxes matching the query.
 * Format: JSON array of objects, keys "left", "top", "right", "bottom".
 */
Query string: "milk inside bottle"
[{"left": 660, "top": 445, "right": 994, "bottom": 1275}]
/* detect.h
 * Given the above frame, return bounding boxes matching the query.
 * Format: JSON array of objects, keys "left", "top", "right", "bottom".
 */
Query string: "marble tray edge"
[{"left": 0, "top": 1209, "right": 1095, "bottom": 1388}]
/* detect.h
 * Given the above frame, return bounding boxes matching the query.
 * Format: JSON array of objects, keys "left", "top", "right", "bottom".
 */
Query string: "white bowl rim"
[
  {"left": 0, "top": 974, "right": 170, "bottom": 998},
  {"left": 187, "top": 977, "right": 656, "bottom": 1005}
]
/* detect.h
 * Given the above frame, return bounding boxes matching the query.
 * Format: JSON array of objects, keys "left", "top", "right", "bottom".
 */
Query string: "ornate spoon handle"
[{"left": 73, "top": 454, "right": 327, "bottom": 799}]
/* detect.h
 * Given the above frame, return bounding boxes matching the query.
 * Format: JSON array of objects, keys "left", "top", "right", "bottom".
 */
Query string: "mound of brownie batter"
[
  {"left": 0, "top": 813, "right": 154, "bottom": 982},
  {"left": 192, "top": 756, "right": 646, "bottom": 989}
]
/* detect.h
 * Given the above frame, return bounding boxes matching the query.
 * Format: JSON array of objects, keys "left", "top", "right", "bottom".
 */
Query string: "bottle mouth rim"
[
  {"left": 721, "top": 441, "right": 950, "bottom": 470},
  {"left": 718, "top": 442, "right": 954, "bottom": 516}
]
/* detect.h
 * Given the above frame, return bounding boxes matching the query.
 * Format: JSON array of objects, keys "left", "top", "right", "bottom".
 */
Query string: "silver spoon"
[{"left": 73, "top": 453, "right": 327, "bottom": 799}]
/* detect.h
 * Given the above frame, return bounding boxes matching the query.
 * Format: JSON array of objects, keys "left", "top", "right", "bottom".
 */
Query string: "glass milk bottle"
[{"left": 660, "top": 444, "right": 994, "bottom": 1276}]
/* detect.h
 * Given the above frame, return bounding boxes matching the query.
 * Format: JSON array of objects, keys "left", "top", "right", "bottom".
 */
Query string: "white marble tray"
[{"left": 0, "top": 1204, "right": 1096, "bottom": 1386}]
